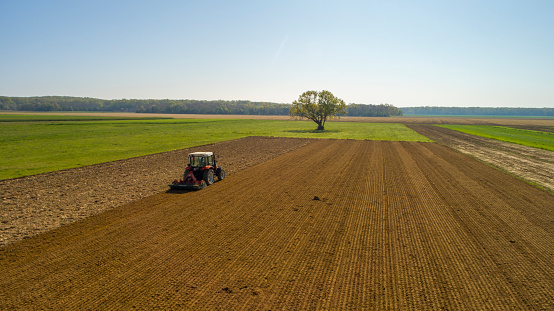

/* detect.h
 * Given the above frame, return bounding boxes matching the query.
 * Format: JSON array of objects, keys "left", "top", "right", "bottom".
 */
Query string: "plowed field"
[
  {"left": 2, "top": 139, "right": 553, "bottom": 310},
  {"left": 0, "top": 136, "right": 314, "bottom": 246},
  {"left": 408, "top": 125, "right": 554, "bottom": 191}
]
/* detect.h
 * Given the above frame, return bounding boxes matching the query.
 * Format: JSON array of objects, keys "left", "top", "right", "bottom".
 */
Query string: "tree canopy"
[{"left": 289, "top": 90, "right": 347, "bottom": 130}]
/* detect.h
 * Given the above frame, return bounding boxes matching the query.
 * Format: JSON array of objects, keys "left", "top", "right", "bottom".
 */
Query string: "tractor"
[{"left": 169, "top": 152, "right": 225, "bottom": 190}]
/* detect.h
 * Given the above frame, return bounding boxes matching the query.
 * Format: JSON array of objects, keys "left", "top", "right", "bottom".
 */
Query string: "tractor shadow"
[{"left": 165, "top": 189, "right": 198, "bottom": 194}]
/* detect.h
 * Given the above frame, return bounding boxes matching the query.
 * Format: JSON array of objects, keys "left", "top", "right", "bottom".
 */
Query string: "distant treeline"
[
  {"left": 345, "top": 103, "right": 402, "bottom": 117},
  {"left": 401, "top": 106, "right": 554, "bottom": 116},
  {"left": 0, "top": 96, "right": 403, "bottom": 117},
  {"left": 0, "top": 96, "right": 290, "bottom": 115},
  {"left": 2, "top": 96, "right": 551, "bottom": 117}
]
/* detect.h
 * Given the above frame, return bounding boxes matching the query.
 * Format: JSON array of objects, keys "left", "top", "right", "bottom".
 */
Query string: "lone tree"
[{"left": 289, "top": 90, "right": 347, "bottom": 131}]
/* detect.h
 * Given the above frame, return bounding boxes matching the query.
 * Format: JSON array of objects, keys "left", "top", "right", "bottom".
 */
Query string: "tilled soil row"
[
  {"left": 0, "top": 136, "right": 314, "bottom": 246},
  {"left": 1, "top": 140, "right": 553, "bottom": 309},
  {"left": 408, "top": 124, "right": 554, "bottom": 192}
]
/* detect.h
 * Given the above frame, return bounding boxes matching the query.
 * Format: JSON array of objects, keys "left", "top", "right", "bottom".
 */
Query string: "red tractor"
[{"left": 169, "top": 152, "right": 225, "bottom": 190}]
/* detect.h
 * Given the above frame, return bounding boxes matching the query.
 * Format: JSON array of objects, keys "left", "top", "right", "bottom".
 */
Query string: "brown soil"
[
  {"left": 2, "top": 140, "right": 553, "bottom": 310},
  {"left": 0, "top": 136, "right": 314, "bottom": 247},
  {"left": 408, "top": 125, "right": 554, "bottom": 192}
]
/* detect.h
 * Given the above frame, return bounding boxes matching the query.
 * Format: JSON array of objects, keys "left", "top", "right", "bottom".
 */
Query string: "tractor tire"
[
  {"left": 183, "top": 169, "right": 189, "bottom": 179},
  {"left": 216, "top": 168, "right": 225, "bottom": 181},
  {"left": 203, "top": 168, "right": 214, "bottom": 185},
  {"left": 198, "top": 180, "right": 206, "bottom": 190}
]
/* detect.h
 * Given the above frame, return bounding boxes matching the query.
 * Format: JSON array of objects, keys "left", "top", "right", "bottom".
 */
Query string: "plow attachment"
[
  {"left": 169, "top": 169, "right": 207, "bottom": 190},
  {"left": 169, "top": 179, "right": 206, "bottom": 190}
]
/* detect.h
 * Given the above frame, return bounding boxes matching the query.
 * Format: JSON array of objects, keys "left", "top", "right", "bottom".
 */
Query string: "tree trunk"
[{"left": 316, "top": 123, "right": 324, "bottom": 131}]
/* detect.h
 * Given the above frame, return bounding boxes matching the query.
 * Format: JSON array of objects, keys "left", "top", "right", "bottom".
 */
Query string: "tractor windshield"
[{"left": 189, "top": 155, "right": 206, "bottom": 167}]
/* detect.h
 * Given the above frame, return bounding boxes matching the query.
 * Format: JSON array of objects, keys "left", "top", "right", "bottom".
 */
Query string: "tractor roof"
[{"left": 188, "top": 152, "right": 213, "bottom": 157}]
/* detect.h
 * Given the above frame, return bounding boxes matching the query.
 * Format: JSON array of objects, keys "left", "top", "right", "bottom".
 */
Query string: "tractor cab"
[{"left": 188, "top": 152, "right": 214, "bottom": 169}]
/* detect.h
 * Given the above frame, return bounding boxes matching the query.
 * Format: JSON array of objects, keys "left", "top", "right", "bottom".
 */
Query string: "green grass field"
[
  {"left": 0, "top": 116, "right": 430, "bottom": 180},
  {"left": 439, "top": 125, "right": 554, "bottom": 151}
]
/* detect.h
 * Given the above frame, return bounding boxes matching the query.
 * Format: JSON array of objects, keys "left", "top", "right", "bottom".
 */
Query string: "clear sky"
[{"left": 1, "top": 0, "right": 553, "bottom": 107}]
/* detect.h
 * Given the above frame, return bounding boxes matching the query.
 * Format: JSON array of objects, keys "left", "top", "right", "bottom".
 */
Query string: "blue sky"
[{"left": 1, "top": 0, "right": 553, "bottom": 107}]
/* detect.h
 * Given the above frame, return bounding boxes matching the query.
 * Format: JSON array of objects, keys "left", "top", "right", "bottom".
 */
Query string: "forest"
[
  {"left": 2, "top": 96, "right": 551, "bottom": 117},
  {"left": 0, "top": 96, "right": 403, "bottom": 117},
  {"left": 401, "top": 106, "right": 554, "bottom": 116}
]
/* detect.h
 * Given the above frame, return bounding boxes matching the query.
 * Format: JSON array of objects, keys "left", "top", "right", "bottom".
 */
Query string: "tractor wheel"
[
  {"left": 183, "top": 169, "right": 190, "bottom": 179},
  {"left": 216, "top": 168, "right": 225, "bottom": 181},
  {"left": 203, "top": 168, "right": 214, "bottom": 185},
  {"left": 198, "top": 180, "right": 206, "bottom": 190}
]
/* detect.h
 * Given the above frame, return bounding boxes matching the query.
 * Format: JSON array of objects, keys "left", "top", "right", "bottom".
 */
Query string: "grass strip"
[
  {"left": 0, "top": 117, "right": 429, "bottom": 179},
  {"left": 438, "top": 125, "right": 554, "bottom": 151}
]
